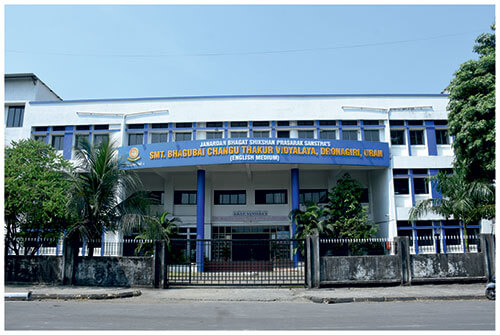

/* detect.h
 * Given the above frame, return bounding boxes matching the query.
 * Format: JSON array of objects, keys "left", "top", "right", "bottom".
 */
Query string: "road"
[{"left": 5, "top": 300, "right": 494, "bottom": 330}]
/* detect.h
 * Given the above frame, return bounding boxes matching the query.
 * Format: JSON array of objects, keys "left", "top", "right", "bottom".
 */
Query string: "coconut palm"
[
  {"left": 66, "top": 137, "right": 149, "bottom": 256},
  {"left": 409, "top": 169, "right": 495, "bottom": 249},
  {"left": 134, "top": 211, "right": 181, "bottom": 256}
]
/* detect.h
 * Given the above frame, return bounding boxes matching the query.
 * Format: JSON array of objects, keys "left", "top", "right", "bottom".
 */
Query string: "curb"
[
  {"left": 25, "top": 290, "right": 142, "bottom": 301},
  {"left": 306, "top": 295, "right": 486, "bottom": 304}
]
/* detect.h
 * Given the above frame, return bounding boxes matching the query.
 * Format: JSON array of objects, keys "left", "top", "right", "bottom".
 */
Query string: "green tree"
[
  {"left": 134, "top": 211, "right": 181, "bottom": 256},
  {"left": 409, "top": 169, "right": 494, "bottom": 249},
  {"left": 290, "top": 173, "right": 377, "bottom": 255},
  {"left": 5, "top": 139, "right": 73, "bottom": 255},
  {"left": 447, "top": 25, "right": 495, "bottom": 183},
  {"left": 66, "top": 138, "right": 149, "bottom": 256}
]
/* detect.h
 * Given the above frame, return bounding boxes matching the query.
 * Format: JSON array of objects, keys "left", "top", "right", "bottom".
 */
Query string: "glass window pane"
[
  {"left": 364, "top": 130, "right": 380, "bottom": 142},
  {"left": 391, "top": 130, "right": 405, "bottom": 145},
  {"left": 231, "top": 131, "right": 247, "bottom": 138},
  {"left": 206, "top": 131, "right": 223, "bottom": 139},
  {"left": 277, "top": 131, "right": 289, "bottom": 138},
  {"left": 394, "top": 178, "right": 409, "bottom": 195},
  {"left": 410, "top": 130, "right": 425, "bottom": 145},
  {"left": 253, "top": 131, "right": 269, "bottom": 138},
  {"left": 298, "top": 130, "right": 314, "bottom": 139},
  {"left": 94, "top": 134, "right": 109, "bottom": 146},
  {"left": 319, "top": 130, "right": 336, "bottom": 139},
  {"left": 342, "top": 130, "right": 358, "bottom": 140},
  {"left": 413, "top": 178, "right": 429, "bottom": 194},
  {"left": 152, "top": 133, "right": 168, "bottom": 143}
]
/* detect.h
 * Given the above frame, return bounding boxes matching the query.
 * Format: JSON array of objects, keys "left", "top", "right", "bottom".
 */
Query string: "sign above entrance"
[{"left": 119, "top": 138, "right": 390, "bottom": 169}]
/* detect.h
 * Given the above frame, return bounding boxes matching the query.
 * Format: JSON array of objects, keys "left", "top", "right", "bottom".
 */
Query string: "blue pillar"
[
  {"left": 196, "top": 169, "right": 206, "bottom": 272},
  {"left": 291, "top": 168, "right": 299, "bottom": 267},
  {"left": 62, "top": 126, "right": 74, "bottom": 160},
  {"left": 425, "top": 121, "right": 437, "bottom": 156}
]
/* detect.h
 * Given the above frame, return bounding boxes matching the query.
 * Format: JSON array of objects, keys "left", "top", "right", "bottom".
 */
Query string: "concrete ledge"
[
  {"left": 29, "top": 290, "right": 142, "bottom": 301},
  {"left": 306, "top": 294, "right": 486, "bottom": 304}
]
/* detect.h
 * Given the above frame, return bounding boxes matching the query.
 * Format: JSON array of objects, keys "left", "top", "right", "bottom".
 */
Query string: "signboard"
[{"left": 119, "top": 137, "right": 389, "bottom": 169}]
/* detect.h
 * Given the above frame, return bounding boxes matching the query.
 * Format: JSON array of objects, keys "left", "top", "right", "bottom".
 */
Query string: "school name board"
[{"left": 119, "top": 138, "right": 390, "bottom": 169}]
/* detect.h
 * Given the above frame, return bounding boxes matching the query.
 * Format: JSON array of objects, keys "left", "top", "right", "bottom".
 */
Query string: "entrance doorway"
[{"left": 232, "top": 233, "right": 270, "bottom": 261}]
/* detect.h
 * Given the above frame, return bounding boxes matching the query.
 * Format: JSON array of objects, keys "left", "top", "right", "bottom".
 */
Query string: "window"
[
  {"left": 94, "top": 124, "right": 109, "bottom": 130},
  {"left": 206, "top": 131, "right": 223, "bottom": 139},
  {"left": 393, "top": 169, "right": 408, "bottom": 175},
  {"left": 207, "top": 122, "right": 223, "bottom": 128},
  {"left": 175, "top": 132, "right": 192, "bottom": 141},
  {"left": 53, "top": 126, "right": 65, "bottom": 131},
  {"left": 299, "top": 189, "right": 328, "bottom": 204},
  {"left": 364, "top": 129, "right": 380, "bottom": 142},
  {"left": 297, "top": 120, "right": 314, "bottom": 126},
  {"left": 319, "top": 120, "right": 336, "bottom": 126},
  {"left": 409, "top": 130, "right": 425, "bottom": 145},
  {"left": 394, "top": 178, "right": 409, "bottom": 195},
  {"left": 174, "top": 191, "right": 197, "bottom": 205},
  {"left": 255, "top": 190, "right": 287, "bottom": 204},
  {"left": 151, "top": 133, "right": 168, "bottom": 143},
  {"left": 75, "top": 134, "right": 88, "bottom": 149},
  {"left": 390, "top": 120, "right": 405, "bottom": 126},
  {"left": 6, "top": 106, "right": 25, "bottom": 127},
  {"left": 413, "top": 178, "right": 429, "bottom": 194},
  {"left": 363, "top": 120, "right": 379, "bottom": 126},
  {"left": 231, "top": 131, "right": 247, "bottom": 138},
  {"left": 435, "top": 129, "right": 449, "bottom": 145},
  {"left": 253, "top": 121, "right": 269, "bottom": 127},
  {"left": 51, "top": 135, "right": 64, "bottom": 151},
  {"left": 277, "top": 121, "right": 290, "bottom": 126},
  {"left": 319, "top": 130, "right": 336, "bottom": 140},
  {"left": 33, "top": 135, "right": 46, "bottom": 142},
  {"left": 149, "top": 191, "right": 165, "bottom": 205},
  {"left": 298, "top": 130, "right": 314, "bottom": 139},
  {"left": 129, "top": 133, "right": 144, "bottom": 145},
  {"left": 360, "top": 188, "right": 369, "bottom": 203},
  {"left": 342, "top": 130, "right": 358, "bottom": 141},
  {"left": 230, "top": 121, "right": 248, "bottom": 127},
  {"left": 75, "top": 125, "right": 90, "bottom": 131},
  {"left": 127, "top": 124, "right": 144, "bottom": 129},
  {"left": 94, "top": 134, "right": 109, "bottom": 146},
  {"left": 412, "top": 169, "right": 428, "bottom": 175},
  {"left": 151, "top": 123, "right": 168, "bottom": 129},
  {"left": 214, "top": 190, "right": 246, "bottom": 205},
  {"left": 277, "top": 130, "right": 290, "bottom": 138},
  {"left": 253, "top": 130, "right": 269, "bottom": 138},
  {"left": 434, "top": 120, "right": 448, "bottom": 126},
  {"left": 342, "top": 120, "right": 357, "bottom": 126},
  {"left": 391, "top": 130, "right": 406, "bottom": 145},
  {"left": 176, "top": 122, "right": 192, "bottom": 128},
  {"left": 408, "top": 120, "right": 423, "bottom": 126}
]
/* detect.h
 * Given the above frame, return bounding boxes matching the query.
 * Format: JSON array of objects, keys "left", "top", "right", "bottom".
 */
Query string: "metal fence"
[
  {"left": 319, "top": 237, "right": 395, "bottom": 256},
  {"left": 408, "top": 234, "right": 480, "bottom": 254},
  {"left": 166, "top": 239, "right": 306, "bottom": 286}
]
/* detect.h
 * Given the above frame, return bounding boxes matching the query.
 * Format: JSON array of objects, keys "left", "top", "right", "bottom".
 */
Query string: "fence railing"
[
  {"left": 408, "top": 235, "right": 480, "bottom": 255},
  {"left": 319, "top": 237, "right": 395, "bottom": 256},
  {"left": 6, "top": 234, "right": 482, "bottom": 257}
]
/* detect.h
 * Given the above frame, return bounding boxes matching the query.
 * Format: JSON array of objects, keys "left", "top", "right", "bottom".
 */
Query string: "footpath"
[{"left": 5, "top": 283, "right": 487, "bottom": 304}]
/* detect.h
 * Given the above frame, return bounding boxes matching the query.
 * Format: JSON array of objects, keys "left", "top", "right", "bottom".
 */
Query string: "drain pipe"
[{"left": 5, "top": 292, "right": 32, "bottom": 301}]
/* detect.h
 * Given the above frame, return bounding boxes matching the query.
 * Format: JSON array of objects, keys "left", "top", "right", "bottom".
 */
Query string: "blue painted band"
[{"left": 119, "top": 137, "right": 390, "bottom": 169}]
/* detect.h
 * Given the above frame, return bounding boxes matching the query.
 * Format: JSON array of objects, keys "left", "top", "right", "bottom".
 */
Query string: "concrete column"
[
  {"left": 291, "top": 168, "right": 300, "bottom": 267},
  {"left": 396, "top": 236, "right": 411, "bottom": 285},
  {"left": 196, "top": 169, "right": 205, "bottom": 271}
]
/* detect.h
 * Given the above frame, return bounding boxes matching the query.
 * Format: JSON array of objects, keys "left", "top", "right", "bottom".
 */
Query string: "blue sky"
[{"left": 5, "top": 5, "right": 495, "bottom": 100}]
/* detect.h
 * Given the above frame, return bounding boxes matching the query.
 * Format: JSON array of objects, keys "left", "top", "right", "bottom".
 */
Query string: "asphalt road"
[{"left": 5, "top": 300, "right": 494, "bottom": 330}]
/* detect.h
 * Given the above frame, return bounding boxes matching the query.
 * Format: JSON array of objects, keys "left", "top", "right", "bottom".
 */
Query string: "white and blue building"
[{"left": 5, "top": 73, "right": 491, "bottom": 258}]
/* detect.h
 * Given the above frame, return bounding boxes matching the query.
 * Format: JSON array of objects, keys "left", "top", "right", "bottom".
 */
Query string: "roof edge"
[{"left": 29, "top": 93, "right": 449, "bottom": 105}]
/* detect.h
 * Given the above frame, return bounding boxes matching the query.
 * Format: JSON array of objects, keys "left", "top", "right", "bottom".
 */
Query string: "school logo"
[{"left": 127, "top": 147, "right": 141, "bottom": 161}]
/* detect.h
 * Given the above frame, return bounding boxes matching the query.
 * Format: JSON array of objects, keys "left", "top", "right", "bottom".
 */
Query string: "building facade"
[{"left": 5, "top": 73, "right": 488, "bottom": 258}]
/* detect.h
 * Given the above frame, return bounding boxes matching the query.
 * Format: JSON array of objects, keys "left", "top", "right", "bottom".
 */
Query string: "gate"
[{"left": 165, "top": 239, "right": 307, "bottom": 286}]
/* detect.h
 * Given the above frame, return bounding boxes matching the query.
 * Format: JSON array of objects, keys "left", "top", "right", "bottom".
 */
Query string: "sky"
[{"left": 4, "top": 4, "right": 496, "bottom": 100}]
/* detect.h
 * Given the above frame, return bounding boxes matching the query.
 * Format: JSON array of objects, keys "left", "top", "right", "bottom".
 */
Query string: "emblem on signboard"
[{"left": 127, "top": 147, "right": 141, "bottom": 161}]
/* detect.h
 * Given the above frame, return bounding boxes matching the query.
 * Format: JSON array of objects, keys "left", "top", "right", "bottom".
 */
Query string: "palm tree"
[
  {"left": 67, "top": 137, "right": 149, "bottom": 256},
  {"left": 409, "top": 169, "right": 495, "bottom": 250},
  {"left": 134, "top": 211, "right": 181, "bottom": 256}
]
